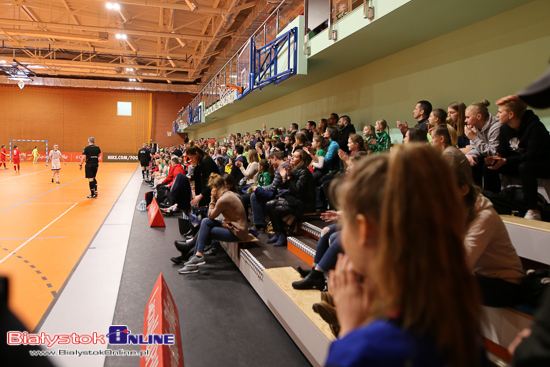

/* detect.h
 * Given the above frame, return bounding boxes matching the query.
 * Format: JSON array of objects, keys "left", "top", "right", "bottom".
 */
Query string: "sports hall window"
[{"left": 117, "top": 102, "right": 132, "bottom": 116}]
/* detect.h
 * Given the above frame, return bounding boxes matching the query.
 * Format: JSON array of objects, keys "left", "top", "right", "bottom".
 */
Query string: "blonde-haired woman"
[{"left": 326, "top": 144, "right": 484, "bottom": 367}]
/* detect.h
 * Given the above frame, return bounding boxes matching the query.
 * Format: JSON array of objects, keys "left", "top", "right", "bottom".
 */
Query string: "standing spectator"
[
  {"left": 187, "top": 145, "right": 219, "bottom": 207},
  {"left": 318, "top": 119, "right": 328, "bottom": 136},
  {"left": 306, "top": 121, "right": 316, "bottom": 141},
  {"left": 327, "top": 113, "right": 339, "bottom": 128}
]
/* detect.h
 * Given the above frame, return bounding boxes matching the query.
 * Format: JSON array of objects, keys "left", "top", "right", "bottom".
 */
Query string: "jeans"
[
  {"left": 314, "top": 225, "right": 342, "bottom": 272},
  {"left": 499, "top": 160, "right": 550, "bottom": 209},
  {"left": 195, "top": 218, "right": 240, "bottom": 254},
  {"left": 250, "top": 192, "right": 266, "bottom": 226}
]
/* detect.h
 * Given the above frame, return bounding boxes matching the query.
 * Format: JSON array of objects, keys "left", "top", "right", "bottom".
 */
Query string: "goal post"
[{"left": 9, "top": 139, "right": 49, "bottom": 162}]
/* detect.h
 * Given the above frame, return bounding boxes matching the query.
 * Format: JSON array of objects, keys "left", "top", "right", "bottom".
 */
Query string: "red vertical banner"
[{"left": 140, "top": 273, "right": 184, "bottom": 367}]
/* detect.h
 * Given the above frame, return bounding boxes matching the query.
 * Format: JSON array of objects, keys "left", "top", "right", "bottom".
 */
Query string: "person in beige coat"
[{"left": 179, "top": 173, "right": 249, "bottom": 274}]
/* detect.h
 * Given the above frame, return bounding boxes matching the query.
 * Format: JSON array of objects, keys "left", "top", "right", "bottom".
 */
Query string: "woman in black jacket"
[
  {"left": 265, "top": 149, "right": 315, "bottom": 246},
  {"left": 186, "top": 145, "right": 219, "bottom": 207}
]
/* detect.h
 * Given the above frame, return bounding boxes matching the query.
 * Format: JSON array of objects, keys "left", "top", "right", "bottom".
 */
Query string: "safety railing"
[{"left": 178, "top": 0, "right": 304, "bottom": 127}]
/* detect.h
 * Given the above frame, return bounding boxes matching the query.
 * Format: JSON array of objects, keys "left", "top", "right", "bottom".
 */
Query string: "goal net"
[{"left": 9, "top": 139, "right": 49, "bottom": 162}]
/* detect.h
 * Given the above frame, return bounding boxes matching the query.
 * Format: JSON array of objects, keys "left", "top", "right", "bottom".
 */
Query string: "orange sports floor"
[{"left": 0, "top": 161, "right": 138, "bottom": 331}]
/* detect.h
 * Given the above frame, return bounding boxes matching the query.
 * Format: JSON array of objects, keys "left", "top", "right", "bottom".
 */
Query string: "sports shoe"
[
  {"left": 266, "top": 232, "right": 280, "bottom": 244},
  {"left": 56, "top": 181, "right": 60, "bottom": 184},
  {"left": 524, "top": 210, "right": 542, "bottom": 221},
  {"left": 51, "top": 178, "right": 54, "bottom": 183},
  {"left": 178, "top": 265, "right": 199, "bottom": 274},
  {"left": 87, "top": 194, "right": 97, "bottom": 199},
  {"left": 184, "top": 255, "right": 205, "bottom": 266}
]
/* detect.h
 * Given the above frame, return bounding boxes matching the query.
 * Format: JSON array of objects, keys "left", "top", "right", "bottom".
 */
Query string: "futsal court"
[{"left": 0, "top": 161, "right": 137, "bottom": 330}]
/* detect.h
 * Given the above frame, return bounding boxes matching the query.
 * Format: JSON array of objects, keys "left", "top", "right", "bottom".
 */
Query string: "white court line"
[
  {"left": 0, "top": 202, "right": 79, "bottom": 265},
  {"left": 0, "top": 169, "right": 51, "bottom": 182}
]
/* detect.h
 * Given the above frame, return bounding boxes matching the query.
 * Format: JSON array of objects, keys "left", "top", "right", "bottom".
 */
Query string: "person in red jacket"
[{"left": 159, "top": 157, "right": 185, "bottom": 187}]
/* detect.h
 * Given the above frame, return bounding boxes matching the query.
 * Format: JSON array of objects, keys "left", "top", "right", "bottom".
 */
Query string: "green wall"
[{"left": 192, "top": 0, "right": 550, "bottom": 142}]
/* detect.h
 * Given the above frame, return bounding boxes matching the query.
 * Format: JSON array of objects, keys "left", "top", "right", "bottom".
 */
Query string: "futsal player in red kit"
[
  {"left": 0, "top": 144, "right": 8, "bottom": 169},
  {"left": 12, "top": 145, "right": 21, "bottom": 173}
]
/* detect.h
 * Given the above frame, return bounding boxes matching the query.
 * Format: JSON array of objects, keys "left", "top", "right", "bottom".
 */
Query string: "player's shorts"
[
  {"left": 51, "top": 161, "right": 61, "bottom": 170},
  {"left": 85, "top": 163, "right": 98, "bottom": 178},
  {"left": 140, "top": 161, "right": 150, "bottom": 168},
  {"left": 13, "top": 158, "right": 20, "bottom": 164}
]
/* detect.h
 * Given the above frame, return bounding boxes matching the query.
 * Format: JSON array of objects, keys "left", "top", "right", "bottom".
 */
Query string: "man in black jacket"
[
  {"left": 486, "top": 97, "right": 550, "bottom": 220},
  {"left": 337, "top": 115, "right": 356, "bottom": 153}
]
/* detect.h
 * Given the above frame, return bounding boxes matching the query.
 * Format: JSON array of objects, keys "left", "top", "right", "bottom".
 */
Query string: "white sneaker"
[{"left": 524, "top": 210, "right": 542, "bottom": 221}]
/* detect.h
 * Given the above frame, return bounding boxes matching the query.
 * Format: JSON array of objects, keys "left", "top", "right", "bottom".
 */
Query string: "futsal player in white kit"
[{"left": 46, "top": 144, "right": 66, "bottom": 183}]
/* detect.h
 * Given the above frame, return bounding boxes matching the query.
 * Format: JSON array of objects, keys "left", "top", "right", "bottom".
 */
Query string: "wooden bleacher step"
[
  {"left": 287, "top": 235, "right": 317, "bottom": 266},
  {"left": 501, "top": 215, "right": 550, "bottom": 264},
  {"left": 219, "top": 238, "right": 331, "bottom": 366}
]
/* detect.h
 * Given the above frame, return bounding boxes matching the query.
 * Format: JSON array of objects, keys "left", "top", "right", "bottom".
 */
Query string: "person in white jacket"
[{"left": 465, "top": 100, "right": 501, "bottom": 192}]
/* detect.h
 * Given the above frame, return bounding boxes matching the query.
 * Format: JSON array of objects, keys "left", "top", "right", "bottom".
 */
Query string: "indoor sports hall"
[{"left": 1, "top": 0, "right": 550, "bottom": 366}]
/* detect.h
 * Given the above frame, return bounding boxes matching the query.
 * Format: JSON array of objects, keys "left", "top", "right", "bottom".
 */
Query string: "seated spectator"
[
  {"left": 432, "top": 125, "right": 473, "bottom": 184},
  {"left": 403, "top": 126, "right": 429, "bottom": 143},
  {"left": 457, "top": 169, "right": 524, "bottom": 307},
  {"left": 465, "top": 100, "right": 501, "bottom": 192},
  {"left": 293, "top": 133, "right": 308, "bottom": 153},
  {"left": 249, "top": 151, "right": 288, "bottom": 232},
  {"left": 225, "top": 156, "right": 234, "bottom": 174},
  {"left": 427, "top": 109, "right": 449, "bottom": 140},
  {"left": 216, "top": 157, "right": 225, "bottom": 174},
  {"left": 326, "top": 144, "right": 484, "bottom": 367},
  {"left": 363, "top": 125, "right": 376, "bottom": 152},
  {"left": 257, "top": 159, "right": 274, "bottom": 188},
  {"left": 284, "top": 134, "right": 295, "bottom": 157},
  {"left": 304, "top": 135, "right": 328, "bottom": 184},
  {"left": 265, "top": 150, "right": 315, "bottom": 246},
  {"left": 236, "top": 148, "right": 259, "bottom": 189},
  {"left": 337, "top": 115, "right": 356, "bottom": 153},
  {"left": 155, "top": 157, "right": 185, "bottom": 205},
  {"left": 318, "top": 119, "right": 328, "bottom": 135},
  {"left": 368, "top": 119, "right": 391, "bottom": 153},
  {"left": 447, "top": 101, "right": 470, "bottom": 151},
  {"left": 339, "top": 134, "right": 366, "bottom": 170},
  {"left": 396, "top": 100, "right": 432, "bottom": 136},
  {"left": 323, "top": 126, "right": 342, "bottom": 173},
  {"left": 178, "top": 174, "right": 249, "bottom": 274},
  {"left": 485, "top": 95, "right": 550, "bottom": 220},
  {"left": 306, "top": 120, "right": 316, "bottom": 141}
]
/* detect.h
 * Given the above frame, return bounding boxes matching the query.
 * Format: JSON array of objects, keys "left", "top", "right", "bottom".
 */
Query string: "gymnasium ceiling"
[{"left": 0, "top": 0, "right": 285, "bottom": 92}]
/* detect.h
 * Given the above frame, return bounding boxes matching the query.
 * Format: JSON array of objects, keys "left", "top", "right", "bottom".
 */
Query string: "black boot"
[
  {"left": 170, "top": 255, "right": 186, "bottom": 265},
  {"left": 295, "top": 266, "right": 312, "bottom": 278},
  {"left": 174, "top": 237, "right": 196, "bottom": 254},
  {"left": 292, "top": 269, "right": 325, "bottom": 290}
]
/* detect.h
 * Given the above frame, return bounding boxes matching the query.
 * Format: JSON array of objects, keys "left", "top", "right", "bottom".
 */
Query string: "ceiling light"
[
  {"left": 106, "top": 2, "right": 121, "bottom": 11},
  {"left": 125, "top": 67, "right": 134, "bottom": 72},
  {"left": 129, "top": 78, "right": 137, "bottom": 82},
  {"left": 115, "top": 33, "right": 127, "bottom": 40}
]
